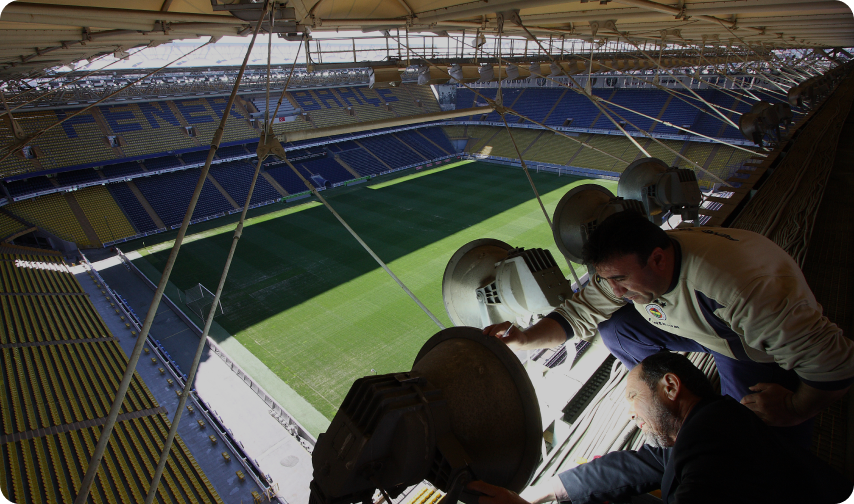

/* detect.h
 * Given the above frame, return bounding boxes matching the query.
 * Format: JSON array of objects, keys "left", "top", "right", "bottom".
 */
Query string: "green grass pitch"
[{"left": 128, "top": 161, "right": 617, "bottom": 421}]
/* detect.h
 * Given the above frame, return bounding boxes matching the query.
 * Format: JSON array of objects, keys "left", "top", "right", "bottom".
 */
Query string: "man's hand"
[
  {"left": 520, "top": 483, "right": 558, "bottom": 504},
  {"left": 483, "top": 322, "right": 528, "bottom": 350},
  {"left": 483, "top": 318, "right": 566, "bottom": 351},
  {"left": 467, "top": 481, "right": 530, "bottom": 504},
  {"left": 741, "top": 381, "right": 849, "bottom": 427},
  {"left": 741, "top": 383, "right": 803, "bottom": 427}
]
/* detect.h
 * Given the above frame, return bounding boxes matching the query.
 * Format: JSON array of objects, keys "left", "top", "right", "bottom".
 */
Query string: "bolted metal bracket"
[{"left": 256, "top": 130, "right": 287, "bottom": 161}]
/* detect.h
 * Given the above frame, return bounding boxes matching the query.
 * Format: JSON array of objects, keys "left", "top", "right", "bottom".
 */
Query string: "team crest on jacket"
[{"left": 645, "top": 304, "right": 666, "bottom": 320}]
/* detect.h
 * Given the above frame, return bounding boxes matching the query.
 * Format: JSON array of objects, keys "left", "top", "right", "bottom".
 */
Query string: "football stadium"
[{"left": 0, "top": 0, "right": 853, "bottom": 503}]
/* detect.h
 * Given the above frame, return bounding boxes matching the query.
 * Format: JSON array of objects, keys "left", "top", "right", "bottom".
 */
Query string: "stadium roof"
[{"left": 0, "top": 0, "right": 852, "bottom": 78}]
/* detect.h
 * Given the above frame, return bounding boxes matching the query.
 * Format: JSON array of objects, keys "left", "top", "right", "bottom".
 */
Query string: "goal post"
[{"left": 183, "top": 283, "right": 223, "bottom": 320}]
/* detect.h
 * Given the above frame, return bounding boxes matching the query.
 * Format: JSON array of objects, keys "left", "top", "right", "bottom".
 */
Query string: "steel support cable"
[
  {"left": 752, "top": 44, "right": 811, "bottom": 84},
  {"left": 678, "top": 43, "right": 770, "bottom": 103},
  {"left": 619, "top": 36, "right": 740, "bottom": 131},
  {"left": 71, "top": 7, "right": 269, "bottom": 504},
  {"left": 575, "top": 95, "right": 759, "bottom": 155},
  {"left": 284, "top": 158, "right": 445, "bottom": 329},
  {"left": 719, "top": 27, "right": 806, "bottom": 89},
  {"left": 264, "top": 7, "right": 275, "bottom": 135},
  {"left": 492, "top": 26, "right": 583, "bottom": 289},
  {"left": 388, "top": 35, "right": 628, "bottom": 164},
  {"left": 697, "top": 36, "right": 791, "bottom": 100},
  {"left": 683, "top": 49, "right": 765, "bottom": 104},
  {"left": 0, "top": 40, "right": 214, "bottom": 165},
  {"left": 512, "top": 22, "right": 728, "bottom": 186},
  {"left": 0, "top": 46, "right": 150, "bottom": 120},
  {"left": 142, "top": 8, "right": 282, "bottom": 503}
]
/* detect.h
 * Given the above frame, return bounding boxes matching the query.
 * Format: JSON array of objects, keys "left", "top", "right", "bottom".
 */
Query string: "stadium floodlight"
[
  {"left": 478, "top": 65, "right": 495, "bottom": 82},
  {"left": 417, "top": 65, "right": 451, "bottom": 85},
  {"left": 310, "top": 326, "right": 542, "bottom": 504},
  {"left": 738, "top": 101, "right": 793, "bottom": 147},
  {"left": 442, "top": 238, "right": 572, "bottom": 330},
  {"left": 552, "top": 185, "right": 647, "bottom": 265},
  {"left": 504, "top": 64, "right": 530, "bottom": 81},
  {"left": 617, "top": 158, "right": 703, "bottom": 227},
  {"left": 368, "top": 67, "right": 402, "bottom": 88},
  {"left": 448, "top": 64, "right": 480, "bottom": 83}
]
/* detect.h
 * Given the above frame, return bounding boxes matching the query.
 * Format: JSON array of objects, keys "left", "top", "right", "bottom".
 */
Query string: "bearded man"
[{"left": 468, "top": 352, "right": 852, "bottom": 504}]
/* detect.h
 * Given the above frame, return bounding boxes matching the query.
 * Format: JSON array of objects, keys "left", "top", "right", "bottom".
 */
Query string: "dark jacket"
[{"left": 556, "top": 396, "right": 852, "bottom": 503}]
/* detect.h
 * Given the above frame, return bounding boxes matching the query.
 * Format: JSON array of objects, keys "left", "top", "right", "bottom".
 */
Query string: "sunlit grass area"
[{"left": 130, "top": 162, "right": 617, "bottom": 421}]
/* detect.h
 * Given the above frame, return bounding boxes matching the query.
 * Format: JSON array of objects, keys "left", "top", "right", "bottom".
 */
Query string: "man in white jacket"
[{"left": 485, "top": 211, "right": 854, "bottom": 442}]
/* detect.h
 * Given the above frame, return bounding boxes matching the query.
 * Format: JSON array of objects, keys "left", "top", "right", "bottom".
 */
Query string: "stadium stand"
[
  {"left": 0, "top": 213, "right": 29, "bottom": 241},
  {"left": 294, "top": 156, "right": 354, "bottom": 186},
  {"left": 0, "top": 84, "right": 764, "bottom": 249},
  {"left": 55, "top": 169, "right": 101, "bottom": 187},
  {"left": 209, "top": 160, "right": 283, "bottom": 205},
  {"left": 418, "top": 127, "right": 455, "bottom": 154},
  {"left": 73, "top": 185, "right": 138, "bottom": 243},
  {"left": 0, "top": 252, "right": 222, "bottom": 504},
  {"left": 266, "top": 162, "right": 311, "bottom": 194},
  {"left": 181, "top": 149, "right": 213, "bottom": 165},
  {"left": 119, "top": 102, "right": 197, "bottom": 156},
  {"left": 336, "top": 143, "right": 386, "bottom": 177},
  {"left": 142, "top": 155, "right": 184, "bottom": 172},
  {"left": 107, "top": 182, "right": 160, "bottom": 234},
  {"left": 4, "top": 193, "right": 92, "bottom": 246},
  {"left": 100, "top": 161, "right": 144, "bottom": 180},
  {"left": 357, "top": 135, "right": 424, "bottom": 167},
  {"left": 134, "top": 169, "right": 233, "bottom": 227},
  {"left": 5, "top": 176, "right": 54, "bottom": 198}
]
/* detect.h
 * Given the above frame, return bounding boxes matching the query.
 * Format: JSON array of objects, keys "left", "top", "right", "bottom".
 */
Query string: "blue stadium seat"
[
  {"left": 107, "top": 182, "right": 159, "bottom": 233},
  {"left": 56, "top": 169, "right": 101, "bottom": 187},
  {"left": 100, "top": 162, "right": 144, "bottom": 179},
  {"left": 209, "top": 160, "right": 282, "bottom": 205},
  {"left": 134, "top": 169, "right": 232, "bottom": 226}
]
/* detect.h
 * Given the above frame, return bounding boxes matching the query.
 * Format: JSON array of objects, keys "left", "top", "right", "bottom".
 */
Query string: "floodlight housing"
[
  {"left": 309, "top": 327, "right": 542, "bottom": 504},
  {"left": 369, "top": 67, "right": 401, "bottom": 88},
  {"left": 552, "top": 185, "right": 646, "bottom": 264},
  {"left": 448, "top": 64, "right": 480, "bottom": 83},
  {"left": 417, "top": 66, "right": 451, "bottom": 85},
  {"left": 442, "top": 239, "right": 572, "bottom": 329},
  {"left": 617, "top": 158, "right": 702, "bottom": 226}
]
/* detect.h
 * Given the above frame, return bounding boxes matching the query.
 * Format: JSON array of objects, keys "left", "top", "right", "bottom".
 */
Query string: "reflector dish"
[
  {"left": 617, "top": 158, "right": 669, "bottom": 215},
  {"left": 413, "top": 327, "right": 543, "bottom": 497},
  {"left": 442, "top": 238, "right": 513, "bottom": 327},
  {"left": 552, "top": 184, "right": 616, "bottom": 264}
]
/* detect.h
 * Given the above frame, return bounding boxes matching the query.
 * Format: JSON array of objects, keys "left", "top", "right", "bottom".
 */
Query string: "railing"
[
  {"left": 445, "top": 120, "right": 757, "bottom": 147},
  {"left": 78, "top": 250, "right": 277, "bottom": 497}
]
